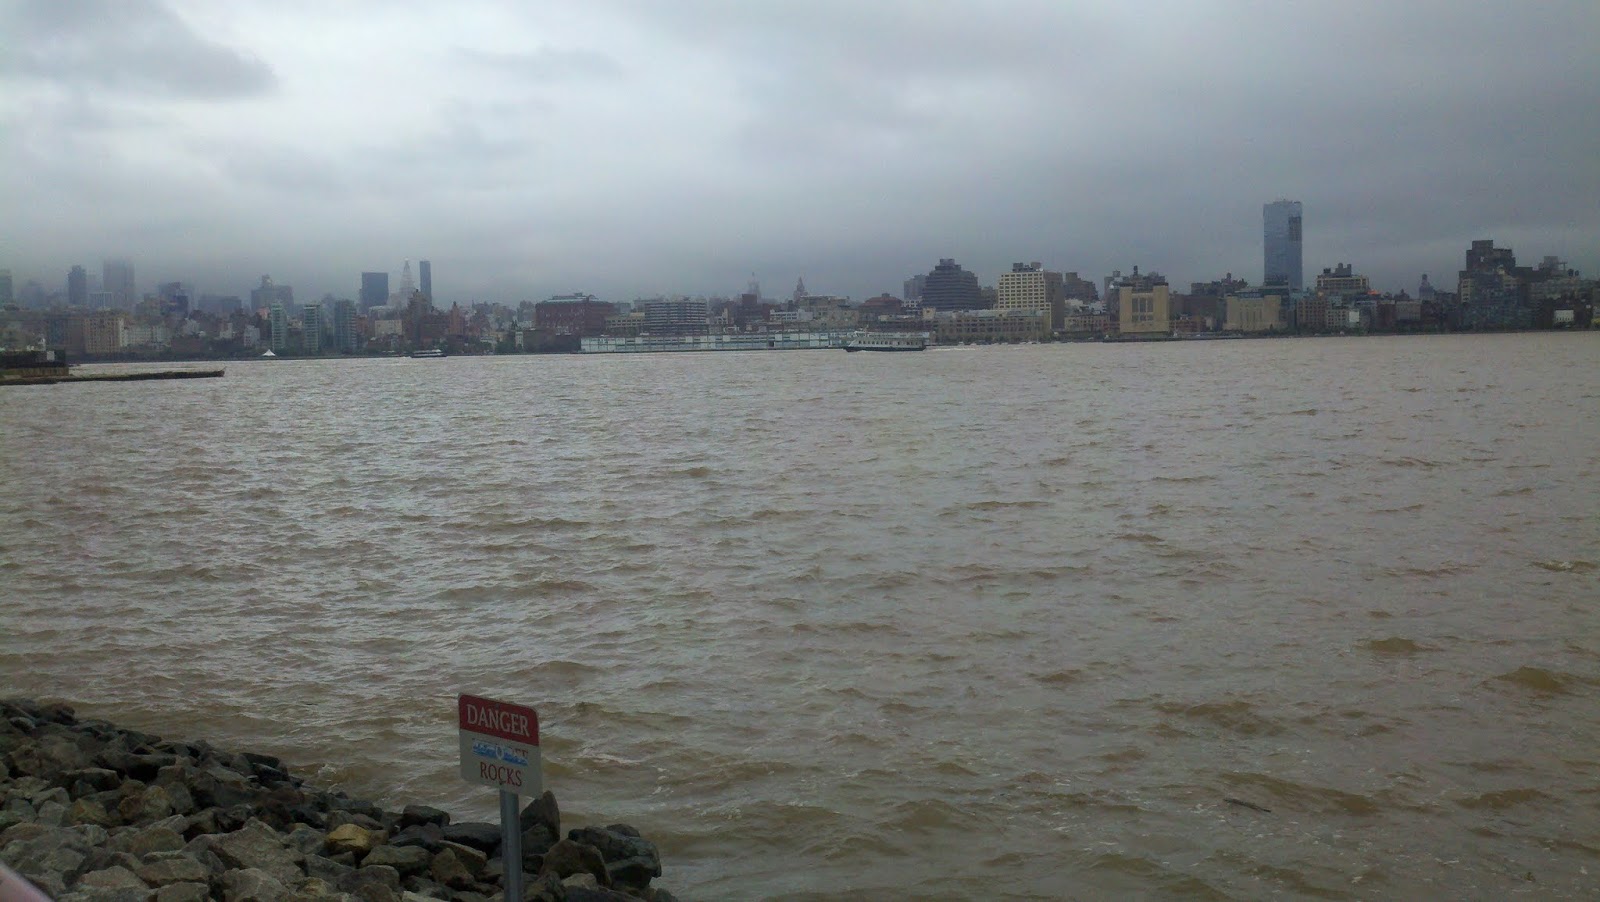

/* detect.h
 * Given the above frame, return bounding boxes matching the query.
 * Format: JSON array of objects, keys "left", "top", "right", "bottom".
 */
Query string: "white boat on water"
[
  {"left": 842, "top": 331, "right": 928, "bottom": 352},
  {"left": 410, "top": 348, "right": 445, "bottom": 358}
]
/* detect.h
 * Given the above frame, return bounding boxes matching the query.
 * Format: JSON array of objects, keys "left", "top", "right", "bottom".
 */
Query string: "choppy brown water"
[{"left": 3, "top": 334, "right": 1599, "bottom": 899}]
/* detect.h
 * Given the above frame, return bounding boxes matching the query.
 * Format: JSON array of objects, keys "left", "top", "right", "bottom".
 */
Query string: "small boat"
[
  {"left": 842, "top": 331, "right": 928, "bottom": 352},
  {"left": 410, "top": 348, "right": 446, "bottom": 358}
]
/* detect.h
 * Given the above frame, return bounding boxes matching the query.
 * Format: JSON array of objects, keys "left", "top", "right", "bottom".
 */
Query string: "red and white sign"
[{"left": 458, "top": 694, "right": 541, "bottom": 795}]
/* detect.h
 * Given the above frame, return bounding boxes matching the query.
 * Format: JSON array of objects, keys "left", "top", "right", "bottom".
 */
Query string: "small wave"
[
  {"left": 1361, "top": 637, "right": 1430, "bottom": 655},
  {"left": 1381, "top": 457, "right": 1442, "bottom": 469},
  {"left": 1488, "top": 665, "right": 1591, "bottom": 695},
  {"left": 1532, "top": 559, "right": 1596, "bottom": 573},
  {"left": 1035, "top": 668, "right": 1084, "bottom": 686},
  {"left": 965, "top": 499, "right": 1048, "bottom": 511},
  {"left": 1220, "top": 772, "right": 1381, "bottom": 815},
  {"left": 1456, "top": 788, "right": 1554, "bottom": 810},
  {"left": 1285, "top": 408, "right": 1318, "bottom": 415},
  {"left": 1155, "top": 700, "right": 1284, "bottom": 737},
  {"left": 1114, "top": 532, "right": 1163, "bottom": 544}
]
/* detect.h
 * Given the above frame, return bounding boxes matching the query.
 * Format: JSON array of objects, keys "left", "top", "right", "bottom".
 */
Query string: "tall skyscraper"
[
  {"left": 103, "top": 259, "right": 136, "bottom": 310},
  {"left": 269, "top": 301, "right": 288, "bottom": 352},
  {"left": 419, "top": 260, "right": 432, "bottom": 302},
  {"left": 1263, "top": 200, "right": 1303, "bottom": 290},
  {"left": 333, "top": 299, "right": 358, "bottom": 353},
  {"left": 302, "top": 303, "right": 323, "bottom": 355},
  {"left": 360, "top": 272, "right": 389, "bottom": 310},
  {"left": 67, "top": 266, "right": 88, "bottom": 307},
  {"left": 902, "top": 274, "right": 926, "bottom": 305},
  {"left": 920, "top": 258, "right": 983, "bottom": 311}
]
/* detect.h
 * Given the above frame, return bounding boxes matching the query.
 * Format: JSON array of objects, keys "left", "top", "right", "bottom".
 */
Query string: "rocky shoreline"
[{"left": 0, "top": 700, "right": 677, "bottom": 902}]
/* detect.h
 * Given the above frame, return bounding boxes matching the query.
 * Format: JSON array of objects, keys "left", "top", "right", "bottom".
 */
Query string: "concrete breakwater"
[{"left": 0, "top": 700, "right": 677, "bottom": 902}]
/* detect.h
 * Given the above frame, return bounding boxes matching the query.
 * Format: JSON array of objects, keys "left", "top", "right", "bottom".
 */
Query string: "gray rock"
[
  {"left": 518, "top": 826, "right": 556, "bottom": 858},
  {"left": 537, "top": 839, "right": 608, "bottom": 887},
  {"left": 283, "top": 877, "right": 345, "bottom": 902},
  {"left": 114, "top": 826, "right": 185, "bottom": 858},
  {"left": 70, "top": 798, "right": 116, "bottom": 828},
  {"left": 136, "top": 856, "right": 212, "bottom": 887},
  {"left": 325, "top": 824, "right": 383, "bottom": 858},
  {"left": 566, "top": 826, "right": 660, "bottom": 888},
  {"left": 561, "top": 874, "right": 598, "bottom": 891},
  {"left": 350, "top": 883, "right": 398, "bottom": 902},
  {"left": 363, "top": 845, "right": 431, "bottom": 876},
  {"left": 340, "top": 865, "right": 400, "bottom": 893},
  {"left": 564, "top": 888, "right": 637, "bottom": 902},
  {"left": 517, "top": 794, "right": 558, "bottom": 843},
  {"left": 325, "top": 811, "right": 386, "bottom": 834},
  {"left": 439, "top": 823, "right": 500, "bottom": 855},
  {"left": 223, "top": 867, "right": 290, "bottom": 902},
  {"left": 286, "top": 825, "right": 327, "bottom": 856},
  {"left": 57, "top": 887, "right": 152, "bottom": 902},
  {"left": 119, "top": 786, "right": 176, "bottom": 824},
  {"left": 399, "top": 877, "right": 449, "bottom": 898},
  {"left": 399, "top": 806, "right": 450, "bottom": 829},
  {"left": 36, "top": 800, "right": 69, "bottom": 828},
  {"left": 388, "top": 824, "right": 443, "bottom": 853},
  {"left": 437, "top": 842, "right": 486, "bottom": 874},
  {"left": 77, "top": 865, "right": 151, "bottom": 891},
  {"left": 212, "top": 819, "right": 303, "bottom": 884},
  {"left": 179, "top": 834, "right": 227, "bottom": 873},
  {"left": 427, "top": 848, "right": 475, "bottom": 889},
  {"left": 305, "top": 853, "right": 357, "bottom": 884},
  {"left": 67, "top": 768, "right": 124, "bottom": 796},
  {"left": 154, "top": 883, "right": 210, "bottom": 902},
  {"left": 647, "top": 889, "right": 679, "bottom": 902}
]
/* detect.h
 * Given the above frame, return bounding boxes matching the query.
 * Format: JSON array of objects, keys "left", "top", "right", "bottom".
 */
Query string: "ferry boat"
[
  {"left": 409, "top": 348, "right": 446, "bottom": 358},
  {"left": 842, "top": 331, "right": 928, "bottom": 352}
]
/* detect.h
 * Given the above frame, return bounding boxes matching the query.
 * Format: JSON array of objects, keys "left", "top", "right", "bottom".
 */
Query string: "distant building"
[
  {"left": 1263, "top": 200, "right": 1303, "bottom": 290},
  {"left": 103, "top": 259, "right": 136, "bottom": 310},
  {"left": 931, "top": 309, "right": 1050, "bottom": 343},
  {"left": 0, "top": 269, "right": 12, "bottom": 306},
  {"left": 333, "top": 299, "right": 358, "bottom": 353},
  {"left": 902, "top": 274, "right": 926, "bottom": 306},
  {"left": 419, "top": 260, "right": 432, "bottom": 302},
  {"left": 1224, "top": 292, "right": 1286, "bottom": 332},
  {"left": 996, "top": 262, "right": 1065, "bottom": 331},
  {"left": 920, "top": 258, "right": 983, "bottom": 311},
  {"left": 1456, "top": 239, "right": 1530, "bottom": 329},
  {"left": 302, "top": 303, "right": 323, "bottom": 354},
  {"left": 83, "top": 311, "right": 124, "bottom": 356},
  {"left": 252, "top": 276, "right": 293, "bottom": 311},
  {"left": 67, "top": 266, "right": 87, "bottom": 308},
  {"left": 1060, "top": 271, "right": 1099, "bottom": 302},
  {"left": 360, "top": 272, "right": 389, "bottom": 310},
  {"left": 1116, "top": 268, "right": 1172, "bottom": 336},
  {"left": 269, "top": 301, "right": 288, "bottom": 352},
  {"left": 1315, "top": 263, "right": 1370, "bottom": 298},
  {"left": 643, "top": 298, "right": 709, "bottom": 335},
  {"left": 535, "top": 294, "right": 612, "bottom": 336}
]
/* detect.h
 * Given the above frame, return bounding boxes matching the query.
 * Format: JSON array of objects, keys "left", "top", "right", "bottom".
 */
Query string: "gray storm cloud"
[{"left": 1, "top": 0, "right": 1596, "bottom": 303}]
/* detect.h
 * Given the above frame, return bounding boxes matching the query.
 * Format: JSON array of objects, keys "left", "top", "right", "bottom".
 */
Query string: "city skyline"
[{"left": 2, "top": 1, "right": 1597, "bottom": 301}]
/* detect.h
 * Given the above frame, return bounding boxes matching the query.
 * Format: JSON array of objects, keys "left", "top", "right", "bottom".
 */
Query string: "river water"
[{"left": 3, "top": 334, "right": 1598, "bottom": 899}]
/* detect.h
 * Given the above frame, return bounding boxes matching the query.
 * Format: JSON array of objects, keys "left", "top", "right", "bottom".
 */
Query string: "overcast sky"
[{"left": 3, "top": 0, "right": 1597, "bottom": 304}]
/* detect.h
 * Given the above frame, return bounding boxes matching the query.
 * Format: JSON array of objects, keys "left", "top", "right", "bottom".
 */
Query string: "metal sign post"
[{"left": 459, "top": 694, "right": 541, "bottom": 902}]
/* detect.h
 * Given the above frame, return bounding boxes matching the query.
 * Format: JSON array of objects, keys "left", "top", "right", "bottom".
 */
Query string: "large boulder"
[
  {"left": 324, "top": 824, "right": 382, "bottom": 859},
  {"left": 398, "top": 806, "right": 449, "bottom": 829},
  {"left": 135, "top": 855, "right": 212, "bottom": 887},
  {"left": 212, "top": 820, "right": 303, "bottom": 884},
  {"left": 439, "top": 823, "right": 500, "bottom": 855},
  {"left": 518, "top": 793, "right": 559, "bottom": 840},
  {"left": 154, "top": 884, "right": 210, "bottom": 902},
  {"left": 222, "top": 867, "right": 290, "bottom": 902},
  {"left": 537, "top": 839, "right": 608, "bottom": 887},
  {"left": 567, "top": 825, "right": 661, "bottom": 889},
  {"left": 361, "top": 844, "right": 430, "bottom": 877}
]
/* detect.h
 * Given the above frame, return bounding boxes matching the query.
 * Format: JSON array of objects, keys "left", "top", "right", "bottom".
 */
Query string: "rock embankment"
[{"left": 0, "top": 699, "right": 677, "bottom": 902}]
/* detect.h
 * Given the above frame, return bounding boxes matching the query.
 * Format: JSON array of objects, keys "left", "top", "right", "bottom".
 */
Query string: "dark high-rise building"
[
  {"left": 419, "top": 260, "right": 432, "bottom": 302},
  {"left": 333, "top": 299, "right": 358, "bottom": 353},
  {"left": 103, "top": 259, "right": 136, "bottom": 310},
  {"left": 67, "top": 266, "right": 88, "bottom": 307},
  {"left": 920, "top": 258, "right": 983, "bottom": 311},
  {"left": 1263, "top": 200, "right": 1303, "bottom": 290},
  {"left": 360, "top": 271, "right": 389, "bottom": 310}
]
